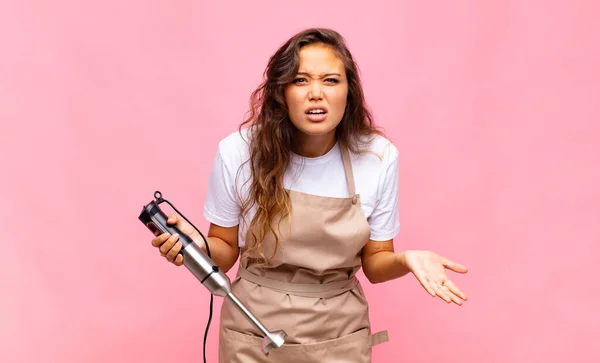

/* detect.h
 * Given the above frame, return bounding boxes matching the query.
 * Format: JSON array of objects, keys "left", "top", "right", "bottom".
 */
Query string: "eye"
[
  {"left": 292, "top": 78, "right": 307, "bottom": 84},
  {"left": 325, "top": 78, "right": 339, "bottom": 83}
]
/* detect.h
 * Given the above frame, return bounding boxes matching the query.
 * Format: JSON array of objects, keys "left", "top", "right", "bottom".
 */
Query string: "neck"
[{"left": 292, "top": 130, "right": 337, "bottom": 158}]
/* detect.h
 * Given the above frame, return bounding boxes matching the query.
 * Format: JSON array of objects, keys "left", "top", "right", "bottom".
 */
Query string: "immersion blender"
[{"left": 138, "top": 191, "right": 287, "bottom": 355}]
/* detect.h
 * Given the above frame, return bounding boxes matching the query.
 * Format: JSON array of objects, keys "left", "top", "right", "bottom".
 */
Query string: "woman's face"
[{"left": 284, "top": 44, "right": 348, "bottom": 145}]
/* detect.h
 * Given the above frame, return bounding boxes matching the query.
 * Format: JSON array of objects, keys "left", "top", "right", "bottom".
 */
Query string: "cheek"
[
  {"left": 327, "top": 89, "right": 348, "bottom": 114},
  {"left": 285, "top": 89, "right": 305, "bottom": 113}
]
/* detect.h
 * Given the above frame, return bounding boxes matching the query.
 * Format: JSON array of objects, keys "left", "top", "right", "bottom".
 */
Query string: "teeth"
[{"left": 308, "top": 109, "right": 325, "bottom": 114}]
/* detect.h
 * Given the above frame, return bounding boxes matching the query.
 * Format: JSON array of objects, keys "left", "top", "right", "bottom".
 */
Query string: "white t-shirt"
[{"left": 203, "top": 127, "right": 400, "bottom": 247}]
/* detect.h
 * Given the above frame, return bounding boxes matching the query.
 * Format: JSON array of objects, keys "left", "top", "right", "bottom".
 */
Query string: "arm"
[
  {"left": 361, "top": 239, "right": 469, "bottom": 305},
  {"left": 197, "top": 142, "right": 243, "bottom": 273},
  {"left": 360, "top": 143, "right": 468, "bottom": 303},
  {"left": 191, "top": 223, "right": 240, "bottom": 273},
  {"left": 361, "top": 141, "right": 403, "bottom": 284},
  {"left": 361, "top": 239, "right": 410, "bottom": 284}
]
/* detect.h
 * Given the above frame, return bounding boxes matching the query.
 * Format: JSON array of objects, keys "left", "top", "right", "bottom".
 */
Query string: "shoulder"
[
  {"left": 216, "top": 127, "right": 251, "bottom": 155},
  {"left": 215, "top": 127, "right": 252, "bottom": 171},
  {"left": 353, "top": 133, "right": 399, "bottom": 167}
]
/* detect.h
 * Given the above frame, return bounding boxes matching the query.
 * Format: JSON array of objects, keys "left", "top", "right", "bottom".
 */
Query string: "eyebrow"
[{"left": 296, "top": 72, "right": 342, "bottom": 77}]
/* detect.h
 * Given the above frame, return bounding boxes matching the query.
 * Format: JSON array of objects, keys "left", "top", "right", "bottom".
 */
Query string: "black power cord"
[{"left": 157, "top": 196, "right": 213, "bottom": 363}]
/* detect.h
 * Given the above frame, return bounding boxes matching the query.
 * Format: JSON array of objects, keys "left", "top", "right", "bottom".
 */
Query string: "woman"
[{"left": 151, "top": 28, "right": 468, "bottom": 362}]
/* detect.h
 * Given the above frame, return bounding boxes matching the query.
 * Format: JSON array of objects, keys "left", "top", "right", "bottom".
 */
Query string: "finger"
[
  {"left": 428, "top": 276, "right": 452, "bottom": 303},
  {"left": 151, "top": 232, "right": 170, "bottom": 247},
  {"left": 433, "top": 285, "right": 451, "bottom": 303},
  {"left": 159, "top": 233, "right": 179, "bottom": 255},
  {"left": 167, "top": 214, "right": 178, "bottom": 225},
  {"left": 443, "top": 280, "right": 467, "bottom": 301},
  {"left": 173, "top": 254, "right": 184, "bottom": 266},
  {"left": 441, "top": 257, "right": 468, "bottom": 273},
  {"left": 440, "top": 285, "right": 463, "bottom": 305},
  {"left": 166, "top": 241, "right": 182, "bottom": 262},
  {"left": 413, "top": 271, "right": 436, "bottom": 297}
]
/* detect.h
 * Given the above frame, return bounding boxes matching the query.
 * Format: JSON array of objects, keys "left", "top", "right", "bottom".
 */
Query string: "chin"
[
  {"left": 296, "top": 122, "right": 337, "bottom": 137},
  {"left": 294, "top": 115, "right": 340, "bottom": 135}
]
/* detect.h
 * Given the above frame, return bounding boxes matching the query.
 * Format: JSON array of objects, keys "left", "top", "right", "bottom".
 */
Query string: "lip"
[{"left": 304, "top": 105, "right": 329, "bottom": 114}]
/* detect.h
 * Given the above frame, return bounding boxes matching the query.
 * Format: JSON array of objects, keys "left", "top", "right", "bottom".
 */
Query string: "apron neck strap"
[{"left": 339, "top": 144, "right": 356, "bottom": 197}]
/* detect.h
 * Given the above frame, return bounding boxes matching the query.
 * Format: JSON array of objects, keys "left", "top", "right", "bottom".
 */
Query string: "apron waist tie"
[
  {"left": 237, "top": 265, "right": 360, "bottom": 298},
  {"left": 370, "top": 330, "right": 389, "bottom": 347}
]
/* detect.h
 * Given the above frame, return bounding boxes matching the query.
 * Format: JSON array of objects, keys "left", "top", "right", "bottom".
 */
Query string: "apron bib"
[{"left": 218, "top": 144, "right": 389, "bottom": 362}]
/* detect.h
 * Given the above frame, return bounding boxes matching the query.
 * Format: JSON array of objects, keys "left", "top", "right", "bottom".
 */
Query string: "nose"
[{"left": 308, "top": 82, "right": 323, "bottom": 100}]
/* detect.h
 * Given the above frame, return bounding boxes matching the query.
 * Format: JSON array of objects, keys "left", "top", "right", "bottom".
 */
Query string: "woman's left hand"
[{"left": 401, "top": 250, "right": 468, "bottom": 305}]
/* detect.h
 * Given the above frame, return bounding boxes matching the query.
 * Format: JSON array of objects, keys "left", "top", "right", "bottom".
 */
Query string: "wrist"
[{"left": 396, "top": 251, "right": 410, "bottom": 271}]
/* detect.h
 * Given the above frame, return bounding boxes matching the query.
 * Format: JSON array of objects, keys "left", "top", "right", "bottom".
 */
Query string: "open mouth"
[{"left": 305, "top": 107, "right": 328, "bottom": 122}]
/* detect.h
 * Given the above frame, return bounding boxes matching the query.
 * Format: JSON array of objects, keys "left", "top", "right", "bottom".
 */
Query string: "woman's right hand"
[{"left": 151, "top": 214, "right": 200, "bottom": 266}]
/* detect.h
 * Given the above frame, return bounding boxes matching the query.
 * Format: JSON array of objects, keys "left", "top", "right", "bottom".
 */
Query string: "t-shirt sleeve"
[
  {"left": 368, "top": 144, "right": 400, "bottom": 241},
  {"left": 203, "top": 147, "right": 241, "bottom": 228}
]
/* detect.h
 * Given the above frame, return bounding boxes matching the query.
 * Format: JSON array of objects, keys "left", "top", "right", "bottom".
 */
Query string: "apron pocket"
[
  {"left": 219, "top": 328, "right": 268, "bottom": 363},
  {"left": 220, "top": 328, "right": 386, "bottom": 363}
]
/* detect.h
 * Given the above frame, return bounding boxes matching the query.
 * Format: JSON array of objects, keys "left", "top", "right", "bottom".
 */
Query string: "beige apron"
[{"left": 218, "top": 144, "right": 389, "bottom": 362}]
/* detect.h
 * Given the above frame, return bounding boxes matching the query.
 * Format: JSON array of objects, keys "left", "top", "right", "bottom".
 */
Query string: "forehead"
[{"left": 297, "top": 44, "right": 345, "bottom": 75}]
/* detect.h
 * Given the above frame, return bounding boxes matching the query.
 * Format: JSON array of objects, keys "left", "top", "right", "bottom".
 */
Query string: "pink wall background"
[{"left": 1, "top": 1, "right": 598, "bottom": 362}]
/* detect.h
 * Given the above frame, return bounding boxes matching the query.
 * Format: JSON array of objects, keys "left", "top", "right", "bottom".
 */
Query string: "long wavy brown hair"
[{"left": 238, "top": 28, "right": 384, "bottom": 263}]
